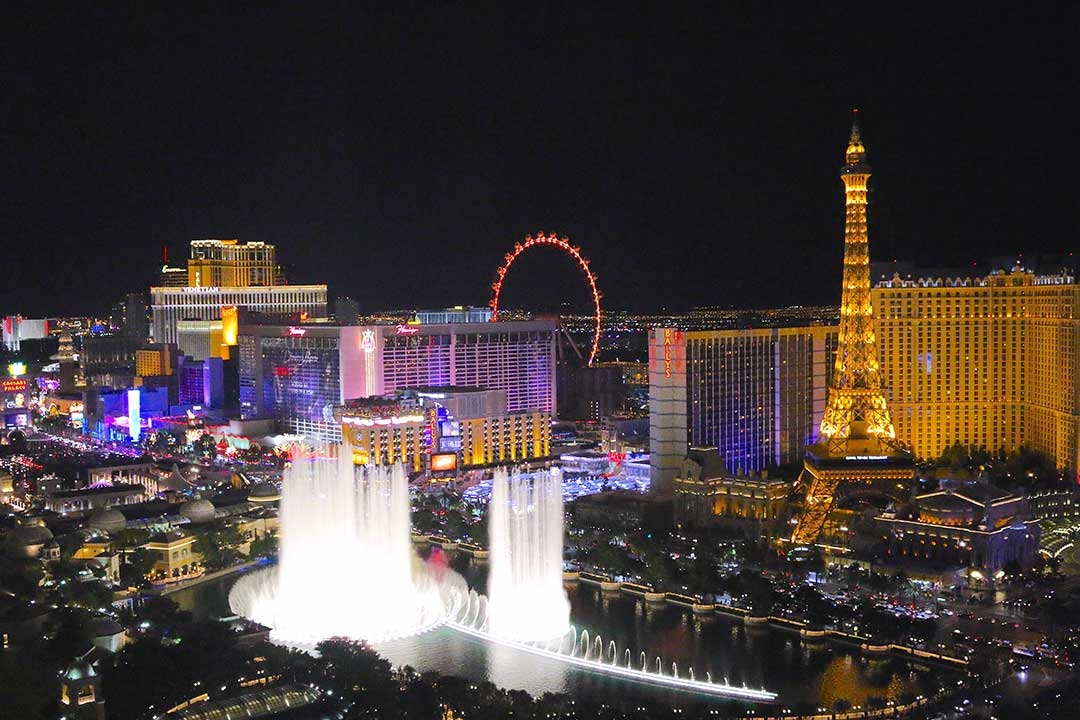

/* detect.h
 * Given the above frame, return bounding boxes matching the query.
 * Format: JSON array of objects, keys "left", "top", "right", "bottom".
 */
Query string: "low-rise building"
[
  {"left": 876, "top": 483, "right": 1040, "bottom": 578},
  {"left": 144, "top": 529, "right": 201, "bottom": 580},
  {"left": 559, "top": 450, "right": 611, "bottom": 475},
  {"left": 338, "top": 387, "right": 549, "bottom": 477},
  {"left": 87, "top": 463, "right": 159, "bottom": 494},
  {"left": 672, "top": 448, "right": 789, "bottom": 538},
  {"left": 42, "top": 483, "right": 148, "bottom": 514}
]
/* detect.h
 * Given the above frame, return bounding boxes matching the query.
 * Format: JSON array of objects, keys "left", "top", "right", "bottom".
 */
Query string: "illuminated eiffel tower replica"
[{"left": 790, "top": 113, "right": 914, "bottom": 546}]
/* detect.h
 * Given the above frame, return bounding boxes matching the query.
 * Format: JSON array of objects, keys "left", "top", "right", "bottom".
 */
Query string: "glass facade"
[
  {"left": 381, "top": 334, "right": 453, "bottom": 388},
  {"left": 239, "top": 320, "right": 557, "bottom": 445},
  {"left": 652, "top": 326, "right": 837, "bottom": 479},
  {"left": 685, "top": 329, "right": 836, "bottom": 473},
  {"left": 261, "top": 335, "right": 341, "bottom": 440},
  {"left": 239, "top": 332, "right": 343, "bottom": 441},
  {"left": 453, "top": 330, "right": 554, "bottom": 414}
]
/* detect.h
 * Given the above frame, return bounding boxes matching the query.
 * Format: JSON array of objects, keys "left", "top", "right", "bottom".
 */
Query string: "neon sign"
[
  {"left": 286, "top": 326, "right": 307, "bottom": 337},
  {"left": 361, "top": 330, "right": 377, "bottom": 354},
  {"left": 426, "top": 406, "right": 437, "bottom": 454},
  {"left": 663, "top": 329, "right": 672, "bottom": 378},
  {"left": 342, "top": 414, "right": 424, "bottom": 426},
  {"left": 127, "top": 388, "right": 141, "bottom": 442},
  {"left": 1, "top": 379, "right": 28, "bottom": 393},
  {"left": 395, "top": 324, "right": 419, "bottom": 335}
]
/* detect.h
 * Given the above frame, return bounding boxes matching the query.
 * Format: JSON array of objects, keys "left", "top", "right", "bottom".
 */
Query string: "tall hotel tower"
[
  {"left": 874, "top": 264, "right": 1079, "bottom": 478},
  {"left": 791, "top": 115, "right": 914, "bottom": 546},
  {"left": 151, "top": 239, "right": 327, "bottom": 347},
  {"left": 648, "top": 326, "right": 837, "bottom": 495}
]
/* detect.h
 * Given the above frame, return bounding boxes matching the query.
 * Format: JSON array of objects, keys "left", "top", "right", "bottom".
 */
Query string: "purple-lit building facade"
[
  {"left": 649, "top": 326, "right": 837, "bottom": 494},
  {"left": 239, "top": 320, "right": 557, "bottom": 441}
]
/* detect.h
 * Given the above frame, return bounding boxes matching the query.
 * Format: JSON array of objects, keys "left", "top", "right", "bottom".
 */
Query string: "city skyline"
[
  {"left": 5, "top": 8, "right": 1080, "bottom": 720},
  {"left": 5, "top": 6, "right": 1078, "bottom": 317}
]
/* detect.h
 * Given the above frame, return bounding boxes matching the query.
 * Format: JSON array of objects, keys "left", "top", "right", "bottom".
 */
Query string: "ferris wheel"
[{"left": 489, "top": 232, "right": 602, "bottom": 367}]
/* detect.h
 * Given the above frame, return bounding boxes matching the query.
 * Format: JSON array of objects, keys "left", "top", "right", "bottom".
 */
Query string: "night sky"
[{"left": 4, "top": 5, "right": 1076, "bottom": 317}]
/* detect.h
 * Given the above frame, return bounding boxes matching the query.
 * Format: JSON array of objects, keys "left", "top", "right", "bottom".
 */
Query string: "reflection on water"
[
  {"left": 169, "top": 562, "right": 948, "bottom": 708},
  {"left": 167, "top": 573, "right": 242, "bottom": 619}
]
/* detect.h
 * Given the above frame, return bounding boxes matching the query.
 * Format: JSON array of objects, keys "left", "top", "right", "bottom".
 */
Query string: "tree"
[
  {"left": 46, "top": 608, "right": 93, "bottom": 659},
  {"left": 56, "top": 532, "right": 84, "bottom": 560},
  {"left": 190, "top": 433, "right": 217, "bottom": 461},
  {"left": 893, "top": 569, "right": 911, "bottom": 602},
  {"left": 122, "top": 547, "right": 156, "bottom": 586},
  {"left": 192, "top": 526, "right": 247, "bottom": 570},
  {"left": 145, "top": 431, "right": 174, "bottom": 455},
  {"left": 314, "top": 638, "right": 396, "bottom": 709},
  {"left": 248, "top": 530, "right": 279, "bottom": 558},
  {"left": 937, "top": 442, "right": 968, "bottom": 470},
  {"left": 746, "top": 574, "right": 776, "bottom": 616},
  {"left": 58, "top": 575, "right": 114, "bottom": 609},
  {"left": 639, "top": 550, "right": 678, "bottom": 588},
  {"left": 114, "top": 528, "right": 150, "bottom": 549},
  {"left": 469, "top": 514, "right": 489, "bottom": 546},
  {"left": 444, "top": 509, "right": 467, "bottom": 540},
  {"left": 687, "top": 553, "right": 719, "bottom": 592},
  {"left": 1004, "top": 446, "right": 1058, "bottom": 486},
  {"left": 412, "top": 507, "right": 436, "bottom": 534},
  {"left": 0, "top": 557, "right": 45, "bottom": 598},
  {"left": 122, "top": 595, "right": 191, "bottom": 635}
]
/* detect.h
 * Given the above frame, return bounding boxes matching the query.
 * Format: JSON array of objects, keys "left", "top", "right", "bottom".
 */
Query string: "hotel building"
[
  {"left": 150, "top": 239, "right": 327, "bottom": 347},
  {"left": 239, "top": 319, "right": 557, "bottom": 441},
  {"left": 877, "top": 482, "right": 1040, "bottom": 576},
  {"left": 338, "top": 387, "right": 549, "bottom": 474},
  {"left": 152, "top": 286, "right": 327, "bottom": 347},
  {"left": 672, "top": 448, "right": 789, "bottom": 539},
  {"left": 187, "top": 238, "right": 282, "bottom": 287},
  {"left": 874, "top": 265, "right": 1079, "bottom": 477},
  {"left": 649, "top": 325, "right": 836, "bottom": 494}
]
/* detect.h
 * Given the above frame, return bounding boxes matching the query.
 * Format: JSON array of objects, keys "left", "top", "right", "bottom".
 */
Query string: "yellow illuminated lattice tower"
[{"left": 791, "top": 114, "right": 913, "bottom": 546}]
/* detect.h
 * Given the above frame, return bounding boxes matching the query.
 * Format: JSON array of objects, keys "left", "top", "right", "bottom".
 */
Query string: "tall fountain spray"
[
  {"left": 487, "top": 467, "right": 570, "bottom": 642},
  {"left": 230, "top": 446, "right": 448, "bottom": 644}
]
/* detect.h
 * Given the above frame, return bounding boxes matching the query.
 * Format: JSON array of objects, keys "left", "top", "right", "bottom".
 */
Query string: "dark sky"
[{"left": 3, "top": 4, "right": 1076, "bottom": 317}]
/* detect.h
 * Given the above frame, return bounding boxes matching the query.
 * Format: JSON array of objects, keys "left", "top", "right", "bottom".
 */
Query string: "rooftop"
[
  {"left": 917, "top": 484, "right": 1017, "bottom": 513},
  {"left": 47, "top": 483, "right": 145, "bottom": 499}
]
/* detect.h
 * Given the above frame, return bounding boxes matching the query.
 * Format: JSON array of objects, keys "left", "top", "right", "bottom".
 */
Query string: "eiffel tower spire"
[
  {"left": 817, "top": 108, "right": 895, "bottom": 446},
  {"left": 791, "top": 113, "right": 912, "bottom": 546}
]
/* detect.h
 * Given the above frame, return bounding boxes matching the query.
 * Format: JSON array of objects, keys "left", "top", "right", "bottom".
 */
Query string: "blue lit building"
[
  {"left": 649, "top": 326, "right": 837, "bottom": 493},
  {"left": 83, "top": 385, "right": 170, "bottom": 441},
  {"left": 239, "top": 319, "right": 556, "bottom": 442}
]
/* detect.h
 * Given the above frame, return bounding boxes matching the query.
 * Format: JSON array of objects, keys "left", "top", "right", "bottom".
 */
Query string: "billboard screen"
[
  {"left": 438, "top": 435, "right": 462, "bottom": 453},
  {"left": 430, "top": 453, "right": 457, "bottom": 472}
]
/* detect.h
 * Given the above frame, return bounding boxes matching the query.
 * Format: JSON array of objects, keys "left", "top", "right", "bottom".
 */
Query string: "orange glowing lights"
[
  {"left": 489, "top": 232, "right": 602, "bottom": 366},
  {"left": 431, "top": 453, "right": 457, "bottom": 472},
  {"left": 221, "top": 306, "right": 238, "bottom": 346}
]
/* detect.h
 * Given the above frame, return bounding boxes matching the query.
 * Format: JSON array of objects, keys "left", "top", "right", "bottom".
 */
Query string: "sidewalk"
[{"left": 159, "top": 559, "right": 265, "bottom": 595}]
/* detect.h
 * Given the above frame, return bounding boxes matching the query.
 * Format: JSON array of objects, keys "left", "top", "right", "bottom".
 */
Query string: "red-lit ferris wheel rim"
[{"left": 490, "top": 232, "right": 602, "bottom": 367}]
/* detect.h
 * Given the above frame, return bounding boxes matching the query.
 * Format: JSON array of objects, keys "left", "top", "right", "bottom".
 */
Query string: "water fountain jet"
[
  {"left": 230, "top": 447, "right": 448, "bottom": 644},
  {"left": 487, "top": 468, "right": 570, "bottom": 642}
]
